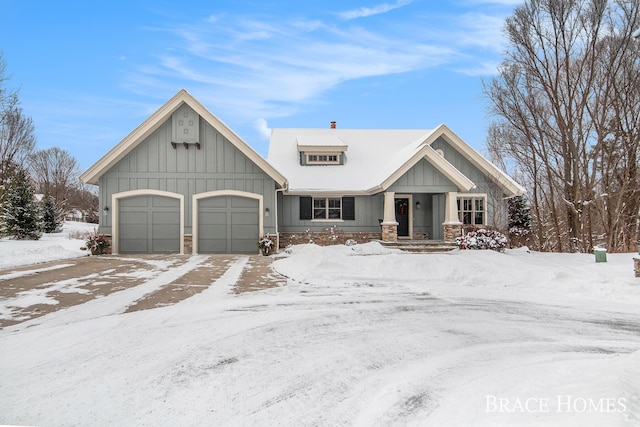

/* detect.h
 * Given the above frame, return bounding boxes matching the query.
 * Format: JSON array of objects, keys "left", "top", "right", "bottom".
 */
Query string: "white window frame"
[
  {"left": 306, "top": 152, "right": 340, "bottom": 165},
  {"left": 457, "top": 194, "right": 486, "bottom": 226},
  {"left": 312, "top": 197, "right": 343, "bottom": 221}
]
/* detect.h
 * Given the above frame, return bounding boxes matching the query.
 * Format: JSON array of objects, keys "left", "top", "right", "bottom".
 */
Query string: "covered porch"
[{"left": 380, "top": 191, "right": 463, "bottom": 243}]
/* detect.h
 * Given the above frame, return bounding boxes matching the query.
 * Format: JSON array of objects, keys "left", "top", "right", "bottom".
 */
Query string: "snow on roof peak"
[{"left": 267, "top": 128, "right": 435, "bottom": 193}]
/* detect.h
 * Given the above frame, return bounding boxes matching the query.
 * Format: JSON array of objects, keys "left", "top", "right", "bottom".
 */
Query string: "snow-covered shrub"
[
  {"left": 456, "top": 227, "right": 507, "bottom": 251},
  {"left": 345, "top": 239, "right": 357, "bottom": 246}
]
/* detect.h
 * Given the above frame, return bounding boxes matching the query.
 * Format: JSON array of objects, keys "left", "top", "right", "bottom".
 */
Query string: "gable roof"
[
  {"left": 267, "top": 124, "right": 525, "bottom": 197},
  {"left": 80, "top": 89, "right": 287, "bottom": 186}
]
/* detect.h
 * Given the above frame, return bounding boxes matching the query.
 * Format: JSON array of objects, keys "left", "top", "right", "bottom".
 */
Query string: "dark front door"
[{"left": 395, "top": 198, "right": 409, "bottom": 237}]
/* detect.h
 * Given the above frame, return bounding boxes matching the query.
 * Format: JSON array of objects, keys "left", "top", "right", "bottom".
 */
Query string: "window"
[
  {"left": 306, "top": 153, "right": 340, "bottom": 165},
  {"left": 457, "top": 196, "right": 485, "bottom": 225},
  {"left": 300, "top": 196, "right": 355, "bottom": 221},
  {"left": 313, "top": 197, "right": 341, "bottom": 219}
]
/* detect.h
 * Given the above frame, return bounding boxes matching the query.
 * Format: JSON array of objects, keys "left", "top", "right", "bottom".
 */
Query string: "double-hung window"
[
  {"left": 457, "top": 196, "right": 485, "bottom": 226},
  {"left": 300, "top": 196, "right": 355, "bottom": 221},
  {"left": 313, "top": 197, "right": 341, "bottom": 219}
]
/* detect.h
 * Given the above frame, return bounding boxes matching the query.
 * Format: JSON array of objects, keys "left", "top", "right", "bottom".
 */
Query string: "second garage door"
[{"left": 197, "top": 196, "right": 259, "bottom": 254}]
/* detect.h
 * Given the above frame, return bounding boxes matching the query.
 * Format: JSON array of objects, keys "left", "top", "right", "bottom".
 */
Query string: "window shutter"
[
  {"left": 342, "top": 197, "right": 355, "bottom": 220},
  {"left": 300, "top": 196, "right": 312, "bottom": 220}
]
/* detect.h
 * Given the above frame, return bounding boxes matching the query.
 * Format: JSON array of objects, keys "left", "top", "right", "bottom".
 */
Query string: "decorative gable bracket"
[{"left": 171, "top": 142, "right": 201, "bottom": 150}]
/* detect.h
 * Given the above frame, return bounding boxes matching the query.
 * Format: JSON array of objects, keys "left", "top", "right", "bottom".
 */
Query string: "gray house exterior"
[
  {"left": 80, "top": 90, "right": 286, "bottom": 254},
  {"left": 81, "top": 90, "right": 524, "bottom": 254}
]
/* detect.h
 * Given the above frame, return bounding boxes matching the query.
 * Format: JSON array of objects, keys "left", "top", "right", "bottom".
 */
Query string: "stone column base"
[
  {"left": 443, "top": 223, "right": 463, "bottom": 243},
  {"left": 381, "top": 222, "right": 398, "bottom": 243}
]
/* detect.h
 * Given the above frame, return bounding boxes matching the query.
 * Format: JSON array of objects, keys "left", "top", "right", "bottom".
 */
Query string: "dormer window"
[
  {"left": 307, "top": 153, "right": 340, "bottom": 164},
  {"left": 297, "top": 135, "right": 348, "bottom": 166}
]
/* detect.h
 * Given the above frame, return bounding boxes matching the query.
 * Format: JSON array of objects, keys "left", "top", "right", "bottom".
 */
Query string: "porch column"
[
  {"left": 381, "top": 191, "right": 398, "bottom": 243},
  {"left": 442, "top": 191, "right": 462, "bottom": 243}
]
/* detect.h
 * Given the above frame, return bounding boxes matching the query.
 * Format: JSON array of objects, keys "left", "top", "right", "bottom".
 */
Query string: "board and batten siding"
[
  {"left": 278, "top": 194, "right": 384, "bottom": 233},
  {"left": 387, "top": 158, "right": 458, "bottom": 194},
  {"left": 99, "top": 106, "right": 278, "bottom": 236},
  {"left": 431, "top": 136, "right": 508, "bottom": 229}
]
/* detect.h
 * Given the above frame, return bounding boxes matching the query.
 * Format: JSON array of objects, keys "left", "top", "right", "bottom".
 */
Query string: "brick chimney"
[{"left": 330, "top": 121, "right": 336, "bottom": 129}]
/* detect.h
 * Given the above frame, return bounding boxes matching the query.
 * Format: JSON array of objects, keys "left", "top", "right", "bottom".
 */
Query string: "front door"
[{"left": 395, "top": 197, "right": 410, "bottom": 237}]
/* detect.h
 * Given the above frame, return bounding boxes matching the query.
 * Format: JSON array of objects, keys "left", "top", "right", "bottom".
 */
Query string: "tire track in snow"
[{"left": 5, "top": 255, "right": 210, "bottom": 331}]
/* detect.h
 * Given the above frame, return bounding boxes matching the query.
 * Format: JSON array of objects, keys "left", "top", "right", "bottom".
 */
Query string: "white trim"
[
  {"left": 306, "top": 152, "right": 341, "bottom": 165},
  {"left": 311, "top": 196, "right": 343, "bottom": 220},
  {"left": 394, "top": 194, "right": 413, "bottom": 239},
  {"left": 112, "top": 189, "right": 185, "bottom": 255},
  {"left": 456, "top": 193, "right": 487, "bottom": 226},
  {"left": 376, "top": 130, "right": 476, "bottom": 194},
  {"left": 434, "top": 124, "right": 525, "bottom": 197},
  {"left": 192, "top": 190, "right": 263, "bottom": 255}
]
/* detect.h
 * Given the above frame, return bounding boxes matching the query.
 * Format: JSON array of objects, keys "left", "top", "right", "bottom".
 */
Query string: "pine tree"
[
  {"left": 0, "top": 168, "right": 42, "bottom": 240},
  {"left": 508, "top": 196, "right": 531, "bottom": 230},
  {"left": 41, "top": 196, "right": 62, "bottom": 233}
]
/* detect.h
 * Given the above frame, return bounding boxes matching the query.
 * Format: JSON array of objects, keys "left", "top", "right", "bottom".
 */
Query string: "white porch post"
[
  {"left": 442, "top": 191, "right": 462, "bottom": 242},
  {"left": 382, "top": 191, "right": 397, "bottom": 224},
  {"left": 381, "top": 191, "right": 398, "bottom": 242},
  {"left": 443, "top": 192, "right": 461, "bottom": 224}
]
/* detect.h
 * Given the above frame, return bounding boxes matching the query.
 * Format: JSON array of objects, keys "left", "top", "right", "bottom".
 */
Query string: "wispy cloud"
[
  {"left": 338, "top": 0, "right": 414, "bottom": 20},
  {"left": 122, "top": 2, "right": 515, "bottom": 140}
]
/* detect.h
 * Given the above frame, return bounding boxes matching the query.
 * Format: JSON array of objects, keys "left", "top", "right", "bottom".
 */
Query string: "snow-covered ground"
[
  {"left": 0, "top": 221, "right": 95, "bottom": 269},
  {"left": 1, "top": 224, "right": 640, "bottom": 426}
]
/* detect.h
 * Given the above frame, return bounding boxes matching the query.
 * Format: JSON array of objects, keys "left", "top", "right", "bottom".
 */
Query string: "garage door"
[
  {"left": 118, "top": 195, "right": 180, "bottom": 254},
  {"left": 198, "top": 196, "right": 259, "bottom": 254}
]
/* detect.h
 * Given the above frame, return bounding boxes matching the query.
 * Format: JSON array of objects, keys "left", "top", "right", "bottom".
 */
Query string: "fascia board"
[
  {"left": 376, "top": 130, "right": 475, "bottom": 192},
  {"left": 297, "top": 145, "right": 349, "bottom": 153},
  {"left": 185, "top": 94, "right": 287, "bottom": 187},
  {"left": 435, "top": 124, "right": 526, "bottom": 197},
  {"left": 423, "top": 145, "right": 475, "bottom": 191},
  {"left": 80, "top": 90, "right": 188, "bottom": 185}
]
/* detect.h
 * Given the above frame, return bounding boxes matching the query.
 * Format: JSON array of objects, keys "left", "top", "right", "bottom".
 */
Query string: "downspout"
[{"left": 275, "top": 183, "right": 288, "bottom": 250}]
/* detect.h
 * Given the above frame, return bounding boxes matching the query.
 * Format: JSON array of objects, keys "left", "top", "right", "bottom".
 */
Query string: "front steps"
[{"left": 379, "top": 240, "right": 458, "bottom": 253}]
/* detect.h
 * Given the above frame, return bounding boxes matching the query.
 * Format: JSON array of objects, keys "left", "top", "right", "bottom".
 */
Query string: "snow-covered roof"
[
  {"left": 267, "top": 125, "right": 525, "bottom": 196},
  {"left": 269, "top": 128, "right": 430, "bottom": 193}
]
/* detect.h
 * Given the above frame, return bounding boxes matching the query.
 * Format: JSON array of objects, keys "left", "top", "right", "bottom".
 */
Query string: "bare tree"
[
  {"left": 485, "top": 0, "right": 640, "bottom": 252},
  {"left": 0, "top": 52, "right": 36, "bottom": 189},
  {"left": 29, "top": 147, "right": 80, "bottom": 214}
]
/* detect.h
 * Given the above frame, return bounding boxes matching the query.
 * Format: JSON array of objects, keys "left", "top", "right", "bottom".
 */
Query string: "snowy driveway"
[
  {"left": 0, "top": 254, "right": 285, "bottom": 328},
  {"left": 1, "top": 244, "right": 639, "bottom": 426}
]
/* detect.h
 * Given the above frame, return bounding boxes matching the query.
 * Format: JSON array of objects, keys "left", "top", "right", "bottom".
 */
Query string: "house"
[
  {"left": 267, "top": 124, "right": 524, "bottom": 247},
  {"left": 80, "top": 90, "right": 524, "bottom": 254}
]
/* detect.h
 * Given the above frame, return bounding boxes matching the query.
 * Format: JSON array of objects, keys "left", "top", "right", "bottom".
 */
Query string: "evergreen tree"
[
  {"left": 0, "top": 168, "right": 42, "bottom": 239},
  {"left": 508, "top": 196, "right": 531, "bottom": 230},
  {"left": 41, "top": 195, "right": 62, "bottom": 233}
]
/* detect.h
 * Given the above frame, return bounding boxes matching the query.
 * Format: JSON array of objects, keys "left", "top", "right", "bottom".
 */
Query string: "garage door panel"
[
  {"left": 231, "top": 197, "right": 259, "bottom": 208},
  {"left": 120, "top": 197, "right": 151, "bottom": 208},
  {"left": 152, "top": 211, "right": 180, "bottom": 225},
  {"left": 120, "top": 224, "right": 148, "bottom": 239},
  {"left": 153, "top": 197, "right": 180, "bottom": 208},
  {"left": 231, "top": 224, "right": 258, "bottom": 239},
  {"left": 199, "top": 197, "right": 228, "bottom": 208},
  {"left": 119, "top": 238, "right": 148, "bottom": 253},
  {"left": 152, "top": 239, "right": 179, "bottom": 253},
  {"left": 231, "top": 239, "right": 256, "bottom": 253},
  {"left": 232, "top": 212, "right": 258, "bottom": 226}
]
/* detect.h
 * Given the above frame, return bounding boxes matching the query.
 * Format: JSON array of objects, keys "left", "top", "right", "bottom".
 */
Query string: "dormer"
[{"left": 297, "top": 135, "right": 348, "bottom": 166}]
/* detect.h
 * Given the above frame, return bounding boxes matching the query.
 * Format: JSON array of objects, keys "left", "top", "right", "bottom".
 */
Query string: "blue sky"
[{"left": 0, "top": 0, "right": 520, "bottom": 171}]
